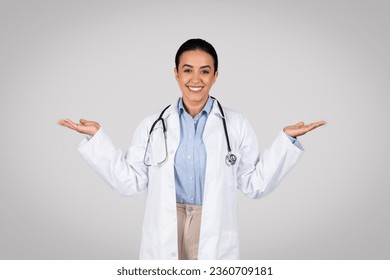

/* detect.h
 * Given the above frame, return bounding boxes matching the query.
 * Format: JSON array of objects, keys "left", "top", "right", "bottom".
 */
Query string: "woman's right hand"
[{"left": 58, "top": 119, "right": 101, "bottom": 136}]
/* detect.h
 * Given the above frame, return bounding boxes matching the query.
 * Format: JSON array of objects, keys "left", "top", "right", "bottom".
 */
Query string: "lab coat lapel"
[
  {"left": 157, "top": 101, "right": 180, "bottom": 191},
  {"left": 203, "top": 102, "right": 225, "bottom": 184}
]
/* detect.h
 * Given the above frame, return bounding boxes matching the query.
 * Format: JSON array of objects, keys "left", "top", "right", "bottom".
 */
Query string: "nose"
[{"left": 191, "top": 72, "right": 200, "bottom": 84}]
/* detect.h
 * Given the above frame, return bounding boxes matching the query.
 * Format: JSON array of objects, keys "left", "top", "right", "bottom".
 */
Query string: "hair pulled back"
[{"left": 175, "top": 38, "right": 218, "bottom": 73}]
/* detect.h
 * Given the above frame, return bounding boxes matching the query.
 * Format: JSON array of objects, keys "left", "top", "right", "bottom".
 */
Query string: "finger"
[
  {"left": 60, "top": 119, "right": 80, "bottom": 131},
  {"left": 80, "top": 119, "right": 98, "bottom": 126},
  {"left": 316, "top": 120, "right": 327, "bottom": 126},
  {"left": 301, "top": 121, "right": 326, "bottom": 133},
  {"left": 79, "top": 119, "right": 89, "bottom": 124},
  {"left": 58, "top": 119, "right": 66, "bottom": 126},
  {"left": 58, "top": 119, "right": 73, "bottom": 128},
  {"left": 307, "top": 121, "right": 326, "bottom": 129}
]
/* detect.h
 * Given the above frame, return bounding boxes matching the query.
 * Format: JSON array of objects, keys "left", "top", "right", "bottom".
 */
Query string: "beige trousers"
[{"left": 176, "top": 203, "right": 202, "bottom": 260}]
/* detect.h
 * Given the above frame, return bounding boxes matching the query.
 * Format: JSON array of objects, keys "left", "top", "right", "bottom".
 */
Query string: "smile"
[{"left": 188, "top": 86, "right": 203, "bottom": 92}]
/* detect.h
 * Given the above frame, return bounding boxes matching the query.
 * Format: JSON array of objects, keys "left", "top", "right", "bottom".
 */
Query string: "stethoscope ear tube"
[
  {"left": 144, "top": 104, "right": 171, "bottom": 166},
  {"left": 148, "top": 104, "right": 171, "bottom": 135},
  {"left": 210, "top": 96, "right": 236, "bottom": 165}
]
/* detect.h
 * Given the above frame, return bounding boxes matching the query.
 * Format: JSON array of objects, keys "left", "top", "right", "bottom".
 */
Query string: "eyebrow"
[{"left": 182, "top": 64, "right": 212, "bottom": 69}]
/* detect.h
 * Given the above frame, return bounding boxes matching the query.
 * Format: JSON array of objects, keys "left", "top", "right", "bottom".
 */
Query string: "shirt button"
[
  {"left": 189, "top": 176, "right": 193, "bottom": 180},
  {"left": 188, "top": 207, "right": 193, "bottom": 212},
  {"left": 187, "top": 155, "right": 191, "bottom": 159}
]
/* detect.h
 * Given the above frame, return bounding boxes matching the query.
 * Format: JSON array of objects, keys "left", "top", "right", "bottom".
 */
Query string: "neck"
[{"left": 182, "top": 97, "right": 208, "bottom": 118}]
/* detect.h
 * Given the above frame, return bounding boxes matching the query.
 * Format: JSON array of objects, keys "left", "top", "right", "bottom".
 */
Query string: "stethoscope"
[{"left": 143, "top": 96, "right": 237, "bottom": 167}]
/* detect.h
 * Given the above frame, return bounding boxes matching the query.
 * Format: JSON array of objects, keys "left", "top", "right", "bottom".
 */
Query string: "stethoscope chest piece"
[{"left": 225, "top": 152, "right": 237, "bottom": 166}]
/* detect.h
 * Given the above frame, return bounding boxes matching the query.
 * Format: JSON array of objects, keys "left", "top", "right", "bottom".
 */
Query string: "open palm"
[
  {"left": 58, "top": 119, "right": 100, "bottom": 136},
  {"left": 283, "top": 121, "right": 326, "bottom": 137}
]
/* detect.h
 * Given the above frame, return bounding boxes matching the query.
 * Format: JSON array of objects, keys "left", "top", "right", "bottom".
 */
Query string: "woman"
[{"left": 58, "top": 38, "right": 325, "bottom": 260}]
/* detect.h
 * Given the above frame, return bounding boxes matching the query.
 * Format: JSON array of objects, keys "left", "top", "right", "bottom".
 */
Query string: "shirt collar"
[{"left": 178, "top": 96, "right": 214, "bottom": 117}]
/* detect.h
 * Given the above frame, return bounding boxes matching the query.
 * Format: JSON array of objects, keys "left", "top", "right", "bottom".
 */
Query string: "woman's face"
[{"left": 175, "top": 49, "right": 218, "bottom": 107}]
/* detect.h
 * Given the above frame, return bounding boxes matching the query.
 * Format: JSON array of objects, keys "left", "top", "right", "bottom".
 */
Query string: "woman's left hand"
[{"left": 283, "top": 121, "right": 326, "bottom": 137}]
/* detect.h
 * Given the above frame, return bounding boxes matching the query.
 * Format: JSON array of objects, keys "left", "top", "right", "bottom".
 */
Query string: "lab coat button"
[{"left": 171, "top": 252, "right": 176, "bottom": 257}]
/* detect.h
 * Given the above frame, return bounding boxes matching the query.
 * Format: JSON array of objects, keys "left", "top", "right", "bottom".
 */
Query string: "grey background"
[{"left": 1, "top": 0, "right": 389, "bottom": 259}]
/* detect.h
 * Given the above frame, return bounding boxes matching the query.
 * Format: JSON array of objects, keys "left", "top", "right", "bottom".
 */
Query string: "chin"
[{"left": 185, "top": 92, "right": 208, "bottom": 102}]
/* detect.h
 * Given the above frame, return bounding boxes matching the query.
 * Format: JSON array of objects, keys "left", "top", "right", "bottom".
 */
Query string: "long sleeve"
[
  {"left": 285, "top": 133, "right": 304, "bottom": 150},
  {"left": 77, "top": 123, "right": 149, "bottom": 196}
]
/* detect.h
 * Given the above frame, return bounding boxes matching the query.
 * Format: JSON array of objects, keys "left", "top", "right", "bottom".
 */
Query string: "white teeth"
[{"left": 189, "top": 87, "right": 202, "bottom": 92}]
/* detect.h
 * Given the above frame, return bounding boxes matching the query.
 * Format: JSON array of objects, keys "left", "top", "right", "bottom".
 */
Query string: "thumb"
[{"left": 80, "top": 119, "right": 96, "bottom": 126}]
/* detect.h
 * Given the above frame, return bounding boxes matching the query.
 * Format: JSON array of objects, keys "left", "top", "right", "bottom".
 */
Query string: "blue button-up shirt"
[{"left": 174, "top": 97, "right": 214, "bottom": 205}]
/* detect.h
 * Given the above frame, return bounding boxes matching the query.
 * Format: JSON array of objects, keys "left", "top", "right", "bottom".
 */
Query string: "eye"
[
  {"left": 183, "top": 69, "right": 192, "bottom": 73},
  {"left": 201, "top": 70, "right": 210, "bottom": 74}
]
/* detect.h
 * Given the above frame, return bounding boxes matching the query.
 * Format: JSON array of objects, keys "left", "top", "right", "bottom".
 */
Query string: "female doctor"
[{"left": 58, "top": 38, "right": 325, "bottom": 260}]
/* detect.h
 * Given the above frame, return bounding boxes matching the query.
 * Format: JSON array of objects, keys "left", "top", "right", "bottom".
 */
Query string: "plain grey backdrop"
[{"left": 1, "top": 0, "right": 389, "bottom": 259}]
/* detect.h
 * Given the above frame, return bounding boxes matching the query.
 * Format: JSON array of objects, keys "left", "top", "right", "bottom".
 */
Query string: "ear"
[
  {"left": 212, "top": 70, "right": 219, "bottom": 84},
  {"left": 174, "top": 67, "right": 179, "bottom": 82}
]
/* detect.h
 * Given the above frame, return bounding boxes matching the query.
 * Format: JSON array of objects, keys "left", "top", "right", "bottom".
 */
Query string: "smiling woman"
[
  {"left": 173, "top": 39, "right": 219, "bottom": 117},
  {"left": 58, "top": 38, "right": 325, "bottom": 260},
  {"left": 174, "top": 49, "right": 218, "bottom": 117}
]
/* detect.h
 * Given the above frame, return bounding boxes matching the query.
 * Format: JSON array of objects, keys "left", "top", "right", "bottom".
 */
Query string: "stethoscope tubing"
[{"left": 144, "top": 96, "right": 237, "bottom": 166}]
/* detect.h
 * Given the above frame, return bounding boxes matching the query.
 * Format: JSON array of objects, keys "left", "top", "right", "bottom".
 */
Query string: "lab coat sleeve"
[
  {"left": 236, "top": 118, "right": 304, "bottom": 199},
  {"left": 77, "top": 120, "right": 150, "bottom": 196}
]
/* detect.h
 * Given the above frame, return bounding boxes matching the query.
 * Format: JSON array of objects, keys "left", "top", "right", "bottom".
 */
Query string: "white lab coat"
[{"left": 78, "top": 98, "right": 303, "bottom": 259}]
